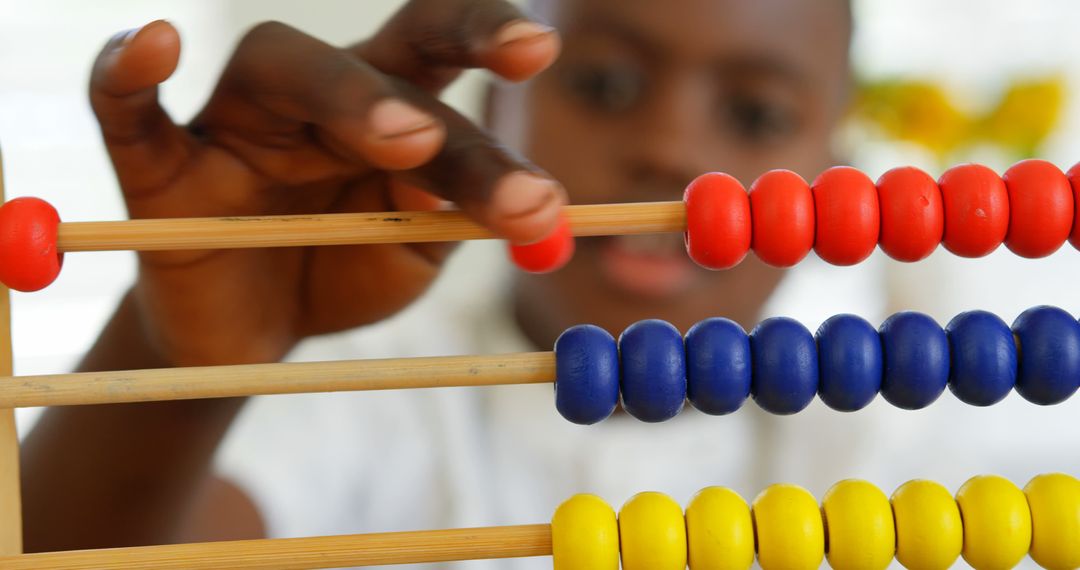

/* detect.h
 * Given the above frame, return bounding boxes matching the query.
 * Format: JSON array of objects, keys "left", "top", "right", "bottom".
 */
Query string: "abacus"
[{"left": 1, "top": 154, "right": 1080, "bottom": 569}]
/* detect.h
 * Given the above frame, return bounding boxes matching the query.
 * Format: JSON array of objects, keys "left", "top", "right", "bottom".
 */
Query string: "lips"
[{"left": 596, "top": 233, "right": 698, "bottom": 299}]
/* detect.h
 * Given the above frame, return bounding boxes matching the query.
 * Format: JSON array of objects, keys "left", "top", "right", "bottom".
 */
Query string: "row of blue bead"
[{"left": 552, "top": 306, "right": 1080, "bottom": 425}]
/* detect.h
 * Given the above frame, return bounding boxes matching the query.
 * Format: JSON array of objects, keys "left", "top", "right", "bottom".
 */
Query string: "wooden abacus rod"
[
  {"left": 56, "top": 201, "right": 685, "bottom": 252},
  {"left": 0, "top": 148, "right": 23, "bottom": 555},
  {"left": 0, "top": 524, "right": 553, "bottom": 569},
  {"left": 0, "top": 352, "right": 555, "bottom": 408}
]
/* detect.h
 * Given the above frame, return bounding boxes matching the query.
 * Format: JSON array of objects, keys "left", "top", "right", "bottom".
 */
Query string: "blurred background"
[{"left": 4, "top": 0, "right": 1080, "bottom": 541}]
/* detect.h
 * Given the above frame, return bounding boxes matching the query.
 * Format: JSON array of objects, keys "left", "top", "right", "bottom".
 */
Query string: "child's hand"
[{"left": 88, "top": 0, "right": 564, "bottom": 366}]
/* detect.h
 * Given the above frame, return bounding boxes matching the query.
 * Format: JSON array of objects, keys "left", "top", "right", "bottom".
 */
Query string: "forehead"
[{"left": 541, "top": 0, "right": 849, "bottom": 76}]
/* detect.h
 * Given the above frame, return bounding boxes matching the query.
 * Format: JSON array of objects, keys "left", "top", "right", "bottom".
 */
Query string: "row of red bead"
[
  {"left": 684, "top": 160, "right": 1080, "bottom": 269},
  {"left": 2, "top": 159, "right": 1077, "bottom": 291}
]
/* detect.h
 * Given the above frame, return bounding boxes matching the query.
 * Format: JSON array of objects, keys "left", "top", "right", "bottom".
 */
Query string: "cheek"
[
  {"left": 522, "top": 85, "right": 624, "bottom": 205},
  {"left": 722, "top": 124, "right": 838, "bottom": 184},
  {"left": 779, "top": 101, "right": 843, "bottom": 177},
  {"left": 787, "top": 119, "right": 838, "bottom": 177}
]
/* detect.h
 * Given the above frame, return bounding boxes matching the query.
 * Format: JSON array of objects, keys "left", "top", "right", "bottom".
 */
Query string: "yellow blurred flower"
[
  {"left": 852, "top": 75, "right": 1066, "bottom": 160},
  {"left": 978, "top": 76, "right": 1065, "bottom": 157},
  {"left": 855, "top": 80, "right": 970, "bottom": 156}
]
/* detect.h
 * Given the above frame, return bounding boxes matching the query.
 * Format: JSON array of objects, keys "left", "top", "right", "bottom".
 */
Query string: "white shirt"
[{"left": 217, "top": 242, "right": 1078, "bottom": 569}]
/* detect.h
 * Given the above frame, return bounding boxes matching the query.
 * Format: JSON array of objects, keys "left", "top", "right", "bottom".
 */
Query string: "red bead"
[
  {"left": 683, "top": 173, "right": 751, "bottom": 270},
  {"left": 509, "top": 214, "right": 575, "bottom": 273},
  {"left": 939, "top": 163, "right": 1009, "bottom": 258},
  {"left": 1064, "top": 162, "right": 1080, "bottom": 250},
  {"left": 877, "top": 166, "right": 943, "bottom": 262},
  {"left": 749, "top": 169, "right": 814, "bottom": 267},
  {"left": 811, "top": 166, "right": 879, "bottom": 266},
  {"left": 1003, "top": 159, "right": 1073, "bottom": 258},
  {"left": 0, "top": 197, "right": 63, "bottom": 292}
]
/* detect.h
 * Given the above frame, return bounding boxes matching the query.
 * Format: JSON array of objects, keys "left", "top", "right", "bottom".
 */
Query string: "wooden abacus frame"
[
  {"left": 0, "top": 149, "right": 24, "bottom": 560},
  {"left": 5, "top": 146, "right": 1079, "bottom": 567}
]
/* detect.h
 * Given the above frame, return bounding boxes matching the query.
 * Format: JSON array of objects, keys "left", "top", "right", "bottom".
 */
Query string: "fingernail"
[
  {"left": 491, "top": 172, "right": 562, "bottom": 220},
  {"left": 369, "top": 99, "right": 438, "bottom": 140},
  {"left": 494, "top": 20, "right": 556, "bottom": 47},
  {"left": 109, "top": 27, "right": 141, "bottom": 50},
  {"left": 109, "top": 19, "right": 169, "bottom": 51},
  {"left": 508, "top": 215, "right": 574, "bottom": 273}
]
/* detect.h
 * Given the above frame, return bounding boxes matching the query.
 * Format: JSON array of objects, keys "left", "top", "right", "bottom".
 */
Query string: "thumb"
[{"left": 90, "top": 20, "right": 193, "bottom": 207}]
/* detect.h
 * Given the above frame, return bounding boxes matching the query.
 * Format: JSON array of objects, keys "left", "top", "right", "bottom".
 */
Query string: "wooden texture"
[
  {"left": 0, "top": 352, "right": 556, "bottom": 408},
  {"left": 56, "top": 201, "right": 687, "bottom": 252},
  {"left": 0, "top": 148, "right": 24, "bottom": 554},
  {"left": 0, "top": 524, "right": 553, "bottom": 569}
]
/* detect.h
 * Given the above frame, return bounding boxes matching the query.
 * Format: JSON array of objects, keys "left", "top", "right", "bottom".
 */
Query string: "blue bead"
[
  {"left": 685, "top": 318, "right": 750, "bottom": 415},
  {"left": 879, "top": 311, "right": 949, "bottom": 410},
  {"left": 1011, "top": 306, "right": 1080, "bottom": 405},
  {"left": 815, "top": 314, "right": 882, "bottom": 412},
  {"left": 619, "top": 319, "right": 686, "bottom": 422},
  {"left": 945, "top": 311, "right": 1016, "bottom": 406},
  {"left": 554, "top": 325, "right": 620, "bottom": 425},
  {"left": 749, "top": 317, "right": 818, "bottom": 415}
]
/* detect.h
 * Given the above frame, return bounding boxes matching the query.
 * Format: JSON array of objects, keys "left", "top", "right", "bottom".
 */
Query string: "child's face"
[{"left": 506, "top": 0, "right": 852, "bottom": 339}]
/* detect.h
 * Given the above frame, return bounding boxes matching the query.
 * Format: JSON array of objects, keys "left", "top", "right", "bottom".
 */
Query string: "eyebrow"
[
  {"left": 562, "top": 13, "right": 813, "bottom": 90},
  {"left": 715, "top": 57, "right": 813, "bottom": 91},
  {"left": 563, "top": 13, "right": 665, "bottom": 61}
]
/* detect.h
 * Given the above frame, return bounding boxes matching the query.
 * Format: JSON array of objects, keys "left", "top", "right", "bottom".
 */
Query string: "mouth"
[{"left": 595, "top": 233, "right": 698, "bottom": 299}]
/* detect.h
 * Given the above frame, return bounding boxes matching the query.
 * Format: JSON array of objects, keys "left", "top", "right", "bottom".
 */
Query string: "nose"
[{"left": 622, "top": 70, "right": 720, "bottom": 198}]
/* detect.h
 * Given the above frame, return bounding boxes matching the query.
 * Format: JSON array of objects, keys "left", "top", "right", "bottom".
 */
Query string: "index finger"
[
  {"left": 197, "top": 22, "right": 565, "bottom": 245},
  {"left": 353, "top": 0, "right": 560, "bottom": 92}
]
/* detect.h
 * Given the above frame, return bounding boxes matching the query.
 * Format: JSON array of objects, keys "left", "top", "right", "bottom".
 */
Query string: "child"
[{"left": 23, "top": 0, "right": 854, "bottom": 565}]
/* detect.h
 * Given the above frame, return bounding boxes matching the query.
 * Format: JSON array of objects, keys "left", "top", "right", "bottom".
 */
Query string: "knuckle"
[
  {"left": 395, "top": 0, "right": 483, "bottom": 62},
  {"left": 317, "top": 58, "right": 391, "bottom": 117},
  {"left": 421, "top": 127, "right": 521, "bottom": 192},
  {"left": 406, "top": 0, "right": 523, "bottom": 63},
  {"left": 237, "top": 20, "right": 293, "bottom": 51}
]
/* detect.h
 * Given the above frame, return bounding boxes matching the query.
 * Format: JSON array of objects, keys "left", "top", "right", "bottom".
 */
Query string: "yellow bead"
[
  {"left": 685, "top": 487, "right": 754, "bottom": 570},
  {"left": 751, "top": 484, "right": 824, "bottom": 570},
  {"left": 1025, "top": 473, "right": 1080, "bottom": 570},
  {"left": 956, "top": 475, "right": 1032, "bottom": 570},
  {"left": 891, "top": 479, "right": 962, "bottom": 570},
  {"left": 822, "top": 479, "right": 895, "bottom": 570},
  {"left": 551, "top": 494, "right": 619, "bottom": 570},
  {"left": 618, "top": 491, "right": 687, "bottom": 570}
]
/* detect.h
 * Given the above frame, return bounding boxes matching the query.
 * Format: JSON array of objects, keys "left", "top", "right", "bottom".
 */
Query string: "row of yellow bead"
[{"left": 550, "top": 473, "right": 1080, "bottom": 570}]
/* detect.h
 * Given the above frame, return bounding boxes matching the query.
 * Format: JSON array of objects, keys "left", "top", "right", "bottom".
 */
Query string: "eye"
[
  {"left": 723, "top": 95, "right": 799, "bottom": 144},
  {"left": 558, "top": 63, "right": 646, "bottom": 114}
]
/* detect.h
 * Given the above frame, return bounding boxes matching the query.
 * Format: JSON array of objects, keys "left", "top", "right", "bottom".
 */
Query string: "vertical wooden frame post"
[{"left": 0, "top": 147, "right": 24, "bottom": 554}]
